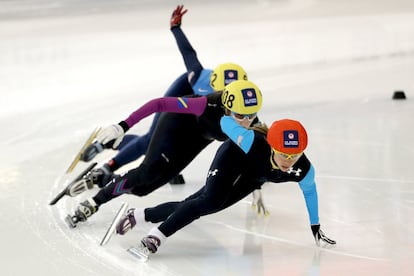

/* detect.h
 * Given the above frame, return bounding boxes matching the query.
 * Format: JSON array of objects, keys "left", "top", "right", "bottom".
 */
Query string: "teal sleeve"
[
  {"left": 298, "top": 164, "right": 320, "bottom": 225},
  {"left": 220, "top": 116, "right": 255, "bottom": 154}
]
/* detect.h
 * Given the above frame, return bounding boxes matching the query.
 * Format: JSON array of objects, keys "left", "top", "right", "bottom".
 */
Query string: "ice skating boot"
[
  {"left": 141, "top": 235, "right": 161, "bottom": 253},
  {"left": 66, "top": 198, "right": 99, "bottom": 228},
  {"left": 80, "top": 141, "right": 105, "bottom": 162},
  {"left": 116, "top": 208, "right": 136, "bottom": 235},
  {"left": 89, "top": 163, "right": 113, "bottom": 188},
  {"left": 127, "top": 235, "right": 161, "bottom": 261},
  {"left": 50, "top": 162, "right": 97, "bottom": 205},
  {"left": 67, "top": 163, "right": 113, "bottom": 197}
]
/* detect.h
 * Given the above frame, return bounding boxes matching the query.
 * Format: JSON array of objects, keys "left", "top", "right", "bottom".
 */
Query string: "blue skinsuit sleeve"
[
  {"left": 220, "top": 116, "right": 255, "bottom": 154},
  {"left": 298, "top": 164, "right": 320, "bottom": 225},
  {"left": 171, "top": 27, "right": 214, "bottom": 96}
]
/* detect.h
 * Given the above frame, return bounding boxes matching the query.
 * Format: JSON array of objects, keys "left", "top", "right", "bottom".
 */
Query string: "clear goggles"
[{"left": 231, "top": 112, "right": 257, "bottom": 122}]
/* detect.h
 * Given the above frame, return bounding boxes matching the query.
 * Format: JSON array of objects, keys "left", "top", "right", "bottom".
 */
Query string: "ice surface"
[{"left": 1, "top": 1, "right": 413, "bottom": 275}]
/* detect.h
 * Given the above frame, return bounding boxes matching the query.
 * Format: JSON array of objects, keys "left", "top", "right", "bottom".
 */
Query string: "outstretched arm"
[
  {"left": 298, "top": 165, "right": 319, "bottom": 225},
  {"left": 96, "top": 96, "right": 207, "bottom": 148},
  {"left": 124, "top": 96, "right": 207, "bottom": 128},
  {"left": 299, "top": 165, "right": 336, "bottom": 246},
  {"left": 170, "top": 5, "right": 203, "bottom": 85}
]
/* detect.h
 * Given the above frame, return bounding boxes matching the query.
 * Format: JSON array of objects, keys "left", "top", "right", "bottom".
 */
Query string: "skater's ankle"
[
  {"left": 135, "top": 208, "right": 146, "bottom": 224},
  {"left": 87, "top": 198, "right": 98, "bottom": 208},
  {"left": 91, "top": 196, "right": 103, "bottom": 207},
  {"left": 148, "top": 227, "right": 167, "bottom": 246}
]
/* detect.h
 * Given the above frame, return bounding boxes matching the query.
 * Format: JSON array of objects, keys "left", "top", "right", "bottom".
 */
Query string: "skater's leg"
[
  {"left": 110, "top": 74, "right": 193, "bottom": 168},
  {"left": 68, "top": 113, "right": 210, "bottom": 225},
  {"left": 116, "top": 185, "right": 208, "bottom": 235},
  {"left": 112, "top": 135, "right": 149, "bottom": 168},
  {"left": 157, "top": 140, "right": 248, "bottom": 237}
]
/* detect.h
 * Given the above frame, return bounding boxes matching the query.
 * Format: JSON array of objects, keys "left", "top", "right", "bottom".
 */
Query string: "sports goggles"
[
  {"left": 272, "top": 148, "right": 303, "bottom": 161},
  {"left": 231, "top": 112, "right": 257, "bottom": 122}
]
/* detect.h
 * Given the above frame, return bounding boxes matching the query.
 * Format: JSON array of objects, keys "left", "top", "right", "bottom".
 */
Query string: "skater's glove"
[
  {"left": 170, "top": 5, "right": 187, "bottom": 29},
  {"left": 251, "top": 189, "right": 270, "bottom": 216},
  {"left": 96, "top": 124, "right": 125, "bottom": 149},
  {"left": 311, "top": 224, "right": 336, "bottom": 247}
]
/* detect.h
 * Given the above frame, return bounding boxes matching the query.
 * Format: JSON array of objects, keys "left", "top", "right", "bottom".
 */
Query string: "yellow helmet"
[
  {"left": 221, "top": 80, "right": 263, "bottom": 115},
  {"left": 210, "top": 63, "right": 248, "bottom": 91}
]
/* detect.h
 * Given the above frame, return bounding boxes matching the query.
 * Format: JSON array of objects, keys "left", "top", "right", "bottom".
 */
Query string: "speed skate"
[
  {"left": 65, "top": 127, "right": 101, "bottom": 173},
  {"left": 100, "top": 202, "right": 129, "bottom": 246},
  {"left": 127, "top": 245, "right": 150, "bottom": 262},
  {"left": 49, "top": 162, "right": 97, "bottom": 205}
]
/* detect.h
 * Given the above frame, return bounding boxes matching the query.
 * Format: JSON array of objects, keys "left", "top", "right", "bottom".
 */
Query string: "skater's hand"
[
  {"left": 170, "top": 5, "right": 187, "bottom": 29},
  {"left": 96, "top": 124, "right": 124, "bottom": 149},
  {"left": 251, "top": 189, "right": 270, "bottom": 216},
  {"left": 311, "top": 224, "right": 336, "bottom": 247}
]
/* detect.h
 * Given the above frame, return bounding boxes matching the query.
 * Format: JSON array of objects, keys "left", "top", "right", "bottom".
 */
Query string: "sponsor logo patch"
[
  {"left": 283, "top": 130, "right": 299, "bottom": 148},
  {"left": 241, "top": 88, "right": 258, "bottom": 107},
  {"left": 224, "top": 70, "right": 238, "bottom": 85}
]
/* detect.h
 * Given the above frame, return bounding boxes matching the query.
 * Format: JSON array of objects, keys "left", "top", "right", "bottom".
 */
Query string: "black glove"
[
  {"left": 311, "top": 224, "right": 336, "bottom": 246},
  {"left": 170, "top": 5, "right": 187, "bottom": 29}
]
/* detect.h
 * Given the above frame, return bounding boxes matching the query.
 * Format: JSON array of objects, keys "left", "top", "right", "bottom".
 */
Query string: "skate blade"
[
  {"left": 127, "top": 246, "right": 149, "bottom": 262},
  {"left": 49, "top": 162, "right": 97, "bottom": 205},
  {"left": 66, "top": 127, "right": 101, "bottom": 173},
  {"left": 100, "top": 202, "right": 129, "bottom": 246},
  {"left": 65, "top": 214, "right": 77, "bottom": 228}
]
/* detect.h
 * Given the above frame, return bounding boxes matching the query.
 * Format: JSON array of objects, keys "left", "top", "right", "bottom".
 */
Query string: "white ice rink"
[{"left": 1, "top": 0, "right": 414, "bottom": 275}]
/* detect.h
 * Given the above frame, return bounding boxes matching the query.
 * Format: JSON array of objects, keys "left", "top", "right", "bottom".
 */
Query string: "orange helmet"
[{"left": 267, "top": 119, "right": 308, "bottom": 154}]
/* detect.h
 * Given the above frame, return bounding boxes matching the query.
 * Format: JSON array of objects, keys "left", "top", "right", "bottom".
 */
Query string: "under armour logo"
[
  {"left": 287, "top": 167, "right": 302, "bottom": 176},
  {"left": 207, "top": 169, "right": 218, "bottom": 177}
]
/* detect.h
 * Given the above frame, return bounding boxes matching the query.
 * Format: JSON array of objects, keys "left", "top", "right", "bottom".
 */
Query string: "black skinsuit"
[
  {"left": 93, "top": 92, "right": 229, "bottom": 204},
  {"left": 142, "top": 131, "right": 313, "bottom": 237}
]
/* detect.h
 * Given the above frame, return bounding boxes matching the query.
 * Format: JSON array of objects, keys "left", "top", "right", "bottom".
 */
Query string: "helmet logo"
[
  {"left": 224, "top": 70, "right": 238, "bottom": 85},
  {"left": 221, "top": 80, "right": 262, "bottom": 114},
  {"left": 241, "top": 88, "right": 258, "bottom": 107},
  {"left": 283, "top": 130, "right": 299, "bottom": 148}
]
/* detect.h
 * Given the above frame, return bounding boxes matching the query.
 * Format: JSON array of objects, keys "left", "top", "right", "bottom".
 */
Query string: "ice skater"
[
  {"left": 114, "top": 119, "right": 336, "bottom": 259},
  {"left": 66, "top": 79, "right": 265, "bottom": 226},
  {"left": 76, "top": 5, "right": 246, "bottom": 186}
]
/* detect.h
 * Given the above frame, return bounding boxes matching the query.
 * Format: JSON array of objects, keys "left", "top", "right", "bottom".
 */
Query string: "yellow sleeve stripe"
[{"left": 178, "top": 97, "right": 188, "bottom": 108}]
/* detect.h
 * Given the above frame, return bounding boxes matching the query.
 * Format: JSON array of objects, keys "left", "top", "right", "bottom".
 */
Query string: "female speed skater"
[
  {"left": 77, "top": 5, "right": 246, "bottom": 186},
  {"left": 66, "top": 79, "right": 265, "bottom": 227},
  {"left": 113, "top": 119, "right": 336, "bottom": 258}
]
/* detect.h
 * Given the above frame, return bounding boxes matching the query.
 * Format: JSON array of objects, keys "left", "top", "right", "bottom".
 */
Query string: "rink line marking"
[
  {"left": 28, "top": 209, "right": 103, "bottom": 272},
  {"left": 207, "top": 220, "right": 389, "bottom": 262},
  {"left": 318, "top": 175, "right": 414, "bottom": 184},
  {"left": 47, "top": 176, "right": 127, "bottom": 273}
]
